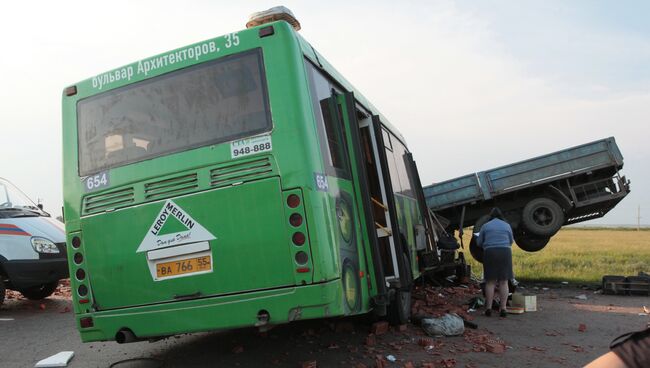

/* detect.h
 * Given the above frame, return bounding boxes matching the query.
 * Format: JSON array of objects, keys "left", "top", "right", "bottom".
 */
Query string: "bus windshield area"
[{"left": 76, "top": 49, "right": 272, "bottom": 176}]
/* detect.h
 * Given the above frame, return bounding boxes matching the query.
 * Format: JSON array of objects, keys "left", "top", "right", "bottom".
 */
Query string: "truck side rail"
[{"left": 423, "top": 137, "right": 623, "bottom": 211}]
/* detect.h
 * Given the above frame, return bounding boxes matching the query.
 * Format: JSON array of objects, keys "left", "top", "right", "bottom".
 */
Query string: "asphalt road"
[{"left": 1, "top": 286, "right": 649, "bottom": 368}]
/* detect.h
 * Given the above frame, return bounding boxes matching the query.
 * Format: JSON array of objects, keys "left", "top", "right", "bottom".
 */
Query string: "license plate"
[{"left": 156, "top": 255, "right": 212, "bottom": 279}]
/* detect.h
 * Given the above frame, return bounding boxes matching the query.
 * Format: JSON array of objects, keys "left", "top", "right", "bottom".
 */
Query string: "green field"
[{"left": 463, "top": 228, "right": 650, "bottom": 284}]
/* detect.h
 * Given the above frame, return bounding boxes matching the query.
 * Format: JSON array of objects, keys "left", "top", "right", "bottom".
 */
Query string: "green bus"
[{"left": 62, "top": 9, "right": 446, "bottom": 343}]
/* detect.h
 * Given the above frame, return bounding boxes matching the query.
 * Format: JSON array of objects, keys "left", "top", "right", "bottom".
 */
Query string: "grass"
[{"left": 462, "top": 228, "right": 650, "bottom": 285}]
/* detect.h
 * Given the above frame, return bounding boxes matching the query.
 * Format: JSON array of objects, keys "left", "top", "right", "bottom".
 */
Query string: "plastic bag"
[{"left": 421, "top": 313, "right": 465, "bottom": 336}]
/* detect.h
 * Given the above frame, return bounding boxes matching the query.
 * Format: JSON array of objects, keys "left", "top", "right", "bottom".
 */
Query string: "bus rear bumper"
[{"left": 77, "top": 280, "right": 343, "bottom": 342}]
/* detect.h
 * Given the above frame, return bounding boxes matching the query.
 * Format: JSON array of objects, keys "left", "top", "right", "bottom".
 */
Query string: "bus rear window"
[{"left": 77, "top": 49, "right": 271, "bottom": 176}]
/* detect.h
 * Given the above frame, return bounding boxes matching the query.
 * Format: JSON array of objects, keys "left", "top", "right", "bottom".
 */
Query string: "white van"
[{"left": 0, "top": 177, "right": 67, "bottom": 304}]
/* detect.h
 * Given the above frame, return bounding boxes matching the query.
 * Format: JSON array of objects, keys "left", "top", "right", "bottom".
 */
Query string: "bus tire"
[
  {"left": 389, "top": 252, "right": 412, "bottom": 325},
  {"left": 521, "top": 198, "right": 564, "bottom": 237},
  {"left": 515, "top": 234, "right": 550, "bottom": 252},
  {"left": 342, "top": 259, "right": 361, "bottom": 312},
  {"left": 19, "top": 281, "right": 58, "bottom": 300},
  {"left": 0, "top": 279, "right": 5, "bottom": 305}
]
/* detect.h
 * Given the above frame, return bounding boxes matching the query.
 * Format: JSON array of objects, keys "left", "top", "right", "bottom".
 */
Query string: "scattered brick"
[
  {"left": 397, "top": 324, "right": 408, "bottom": 332},
  {"left": 403, "top": 362, "right": 415, "bottom": 368},
  {"left": 438, "top": 358, "right": 457, "bottom": 367},
  {"left": 418, "top": 337, "right": 435, "bottom": 347},
  {"left": 374, "top": 355, "right": 386, "bottom": 368},
  {"left": 365, "top": 334, "right": 377, "bottom": 347},
  {"left": 371, "top": 321, "right": 390, "bottom": 335},
  {"left": 578, "top": 323, "right": 587, "bottom": 332},
  {"left": 486, "top": 342, "right": 506, "bottom": 354},
  {"left": 301, "top": 360, "right": 317, "bottom": 368}
]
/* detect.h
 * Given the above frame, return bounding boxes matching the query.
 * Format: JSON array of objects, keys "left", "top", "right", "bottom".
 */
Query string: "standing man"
[{"left": 477, "top": 207, "right": 514, "bottom": 317}]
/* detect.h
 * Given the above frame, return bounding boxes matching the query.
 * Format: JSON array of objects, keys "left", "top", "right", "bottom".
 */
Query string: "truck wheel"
[
  {"left": 19, "top": 281, "right": 59, "bottom": 300},
  {"left": 469, "top": 215, "right": 490, "bottom": 263},
  {"left": 0, "top": 279, "right": 5, "bottom": 305},
  {"left": 515, "top": 233, "right": 550, "bottom": 252},
  {"left": 521, "top": 198, "right": 564, "bottom": 237},
  {"left": 469, "top": 236, "right": 483, "bottom": 263}
]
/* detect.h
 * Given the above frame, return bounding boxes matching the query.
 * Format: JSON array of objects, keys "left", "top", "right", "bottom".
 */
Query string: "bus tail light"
[
  {"left": 78, "top": 284, "right": 89, "bottom": 297},
  {"left": 71, "top": 236, "right": 81, "bottom": 249},
  {"left": 287, "top": 194, "right": 300, "bottom": 208},
  {"left": 292, "top": 232, "right": 305, "bottom": 246},
  {"left": 69, "top": 232, "right": 93, "bottom": 307},
  {"left": 80, "top": 317, "right": 94, "bottom": 328},
  {"left": 289, "top": 213, "right": 303, "bottom": 227},
  {"left": 76, "top": 268, "right": 86, "bottom": 281},
  {"left": 295, "top": 251, "right": 308, "bottom": 265},
  {"left": 283, "top": 189, "right": 313, "bottom": 282}
]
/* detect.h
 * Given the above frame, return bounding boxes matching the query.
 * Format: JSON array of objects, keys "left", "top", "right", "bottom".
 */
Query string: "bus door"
[{"left": 335, "top": 92, "right": 411, "bottom": 304}]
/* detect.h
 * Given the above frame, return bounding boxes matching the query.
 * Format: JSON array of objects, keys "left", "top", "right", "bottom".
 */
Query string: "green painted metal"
[{"left": 62, "top": 20, "right": 422, "bottom": 342}]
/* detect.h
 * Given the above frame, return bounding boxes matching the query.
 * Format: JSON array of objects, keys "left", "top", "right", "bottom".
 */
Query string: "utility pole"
[{"left": 638, "top": 205, "right": 641, "bottom": 231}]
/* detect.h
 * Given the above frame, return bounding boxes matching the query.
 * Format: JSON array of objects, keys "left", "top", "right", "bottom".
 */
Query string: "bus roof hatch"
[{"left": 246, "top": 6, "right": 301, "bottom": 31}]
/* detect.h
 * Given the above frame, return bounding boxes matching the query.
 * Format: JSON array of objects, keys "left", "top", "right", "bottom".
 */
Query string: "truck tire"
[
  {"left": 515, "top": 233, "right": 550, "bottom": 252},
  {"left": 469, "top": 236, "right": 483, "bottom": 263},
  {"left": 469, "top": 215, "right": 490, "bottom": 263},
  {"left": 19, "top": 281, "right": 59, "bottom": 300},
  {"left": 521, "top": 198, "right": 564, "bottom": 237}
]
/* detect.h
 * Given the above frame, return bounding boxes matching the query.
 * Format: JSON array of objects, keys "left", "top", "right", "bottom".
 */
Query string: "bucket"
[{"left": 512, "top": 293, "right": 537, "bottom": 312}]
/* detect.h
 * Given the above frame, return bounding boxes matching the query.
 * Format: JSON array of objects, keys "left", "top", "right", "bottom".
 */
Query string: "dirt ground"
[{"left": 1, "top": 282, "right": 649, "bottom": 368}]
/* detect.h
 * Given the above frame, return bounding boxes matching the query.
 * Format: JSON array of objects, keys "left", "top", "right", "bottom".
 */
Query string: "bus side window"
[
  {"left": 392, "top": 140, "right": 413, "bottom": 197},
  {"left": 306, "top": 61, "right": 350, "bottom": 178}
]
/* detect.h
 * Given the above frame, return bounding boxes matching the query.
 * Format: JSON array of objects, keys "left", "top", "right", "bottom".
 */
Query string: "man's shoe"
[
  {"left": 484, "top": 309, "right": 492, "bottom": 317},
  {"left": 500, "top": 309, "right": 507, "bottom": 318}
]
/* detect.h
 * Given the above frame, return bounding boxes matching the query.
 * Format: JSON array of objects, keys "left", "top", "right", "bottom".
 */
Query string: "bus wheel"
[
  {"left": 342, "top": 259, "right": 361, "bottom": 313},
  {"left": 19, "top": 281, "right": 58, "bottom": 300},
  {"left": 515, "top": 233, "right": 550, "bottom": 252},
  {"left": 389, "top": 253, "right": 412, "bottom": 325},
  {"left": 521, "top": 198, "right": 564, "bottom": 237}
]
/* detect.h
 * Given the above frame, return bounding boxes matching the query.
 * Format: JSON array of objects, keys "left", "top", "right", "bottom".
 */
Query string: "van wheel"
[
  {"left": 0, "top": 280, "right": 5, "bottom": 305},
  {"left": 20, "top": 281, "right": 58, "bottom": 300},
  {"left": 522, "top": 198, "right": 564, "bottom": 237}
]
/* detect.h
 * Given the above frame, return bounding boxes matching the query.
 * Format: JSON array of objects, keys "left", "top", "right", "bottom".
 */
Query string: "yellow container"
[{"left": 512, "top": 293, "right": 537, "bottom": 312}]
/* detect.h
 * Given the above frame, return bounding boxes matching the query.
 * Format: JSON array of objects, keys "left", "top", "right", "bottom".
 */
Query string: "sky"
[{"left": 1, "top": 0, "right": 648, "bottom": 225}]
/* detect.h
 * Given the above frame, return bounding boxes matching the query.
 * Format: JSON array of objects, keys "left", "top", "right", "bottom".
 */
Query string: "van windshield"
[{"left": 0, "top": 178, "right": 46, "bottom": 217}]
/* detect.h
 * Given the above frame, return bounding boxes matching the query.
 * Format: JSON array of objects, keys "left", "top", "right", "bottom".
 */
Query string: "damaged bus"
[{"left": 62, "top": 7, "right": 452, "bottom": 343}]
